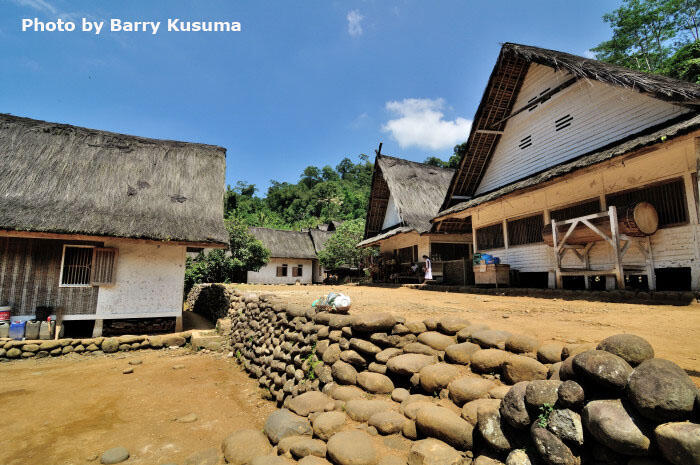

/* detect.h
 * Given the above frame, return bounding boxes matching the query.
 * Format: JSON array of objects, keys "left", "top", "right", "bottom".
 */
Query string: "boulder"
[
  {"left": 419, "top": 363, "right": 460, "bottom": 394},
  {"left": 345, "top": 399, "right": 397, "bottom": 422},
  {"left": 500, "top": 382, "right": 531, "bottom": 429},
  {"left": 502, "top": 355, "right": 548, "bottom": 384},
  {"left": 327, "top": 385, "right": 366, "bottom": 402},
  {"left": 456, "top": 324, "right": 490, "bottom": 342},
  {"left": 353, "top": 313, "right": 398, "bottom": 333},
  {"left": 288, "top": 437, "right": 327, "bottom": 459},
  {"left": 392, "top": 388, "right": 410, "bottom": 403},
  {"left": 417, "top": 332, "right": 456, "bottom": 351},
  {"left": 386, "top": 354, "right": 437, "bottom": 376},
  {"left": 561, "top": 343, "right": 596, "bottom": 360},
  {"left": 327, "top": 430, "right": 378, "bottom": 465},
  {"left": 286, "top": 391, "right": 335, "bottom": 417},
  {"left": 444, "top": 342, "right": 480, "bottom": 365},
  {"left": 627, "top": 358, "right": 697, "bottom": 422},
  {"left": 312, "top": 411, "right": 346, "bottom": 441},
  {"left": 524, "top": 380, "right": 562, "bottom": 411},
  {"left": 470, "top": 329, "right": 511, "bottom": 350},
  {"left": 222, "top": 429, "right": 272, "bottom": 465},
  {"left": 461, "top": 398, "right": 501, "bottom": 426},
  {"left": 407, "top": 438, "right": 462, "bottom": 465},
  {"left": 403, "top": 342, "right": 439, "bottom": 356},
  {"left": 101, "top": 338, "right": 119, "bottom": 353},
  {"left": 406, "top": 321, "right": 428, "bottom": 334},
  {"left": 350, "top": 338, "right": 382, "bottom": 356},
  {"left": 582, "top": 399, "right": 651, "bottom": 456},
  {"left": 478, "top": 407, "right": 520, "bottom": 453},
  {"left": 488, "top": 385, "right": 511, "bottom": 400},
  {"left": 100, "top": 446, "right": 130, "bottom": 464},
  {"left": 572, "top": 350, "right": 633, "bottom": 392},
  {"left": 423, "top": 318, "right": 438, "bottom": 331},
  {"left": 415, "top": 404, "right": 474, "bottom": 450},
  {"left": 376, "top": 348, "right": 403, "bottom": 363},
  {"left": 163, "top": 334, "right": 186, "bottom": 347},
  {"left": 597, "top": 334, "right": 654, "bottom": 366},
  {"left": 537, "top": 342, "right": 564, "bottom": 364},
  {"left": 505, "top": 334, "right": 539, "bottom": 354},
  {"left": 368, "top": 410, "right": 408, "bottom": 434},
  {"left": 655, "top": 421, "right": 700, "bottom": 465},
  {"left": 402, "top": 400, "right": 438, "bottom": 421},
  {"left": 6, "top": 348, "right": 20, "bottom": 358},
  {"left": 547, "top": 408, "right": 584, "bottom": 446},
  {"left": 448, "top": 376, "right": 496, "bottom": 406},
  {"left": 436, "top": 317, "right": 471, "bottom": 335},
  {"left": 332, "top": 360, "right": 358, "bottom": 385},
  {"left": 470, "top": 349, "right": 509, "bottom": 374},
  {"left": 357, "top": 371, "right": 394, "bottom": 394},
  {"left": 340, "top": 350, "right": 367, "bottom": 367},
  {"left": 557, "top": 381, "right": 585, "bottom": 411},
  {"left": 252, "top": 456, "right": 296, "bottom": 465},
  {"left": 323, "top": 344, "right": 342, "bottom": 364},
  {"left": 530, "top": 425, "right": 578, "bottom": 465}
]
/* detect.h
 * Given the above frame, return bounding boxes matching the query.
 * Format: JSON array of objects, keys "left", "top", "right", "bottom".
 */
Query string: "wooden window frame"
[
  {"left": 91, "top": 247, "right": 118, "bottom": 286},
  {"left": 550, "top": 198, "right": 602, "bottom": 222},
  {"left": 292, "top": 264, "right": 303, "bottom": 277},
  {"left": 475, "top": 223, "right": 505, "bottom": 251},
  {"left": 59, "top": 245, "right": 118, "bottom": 287},
  {"left": 59, "top": 245, "right": 94, "bottom": 288},
  {"left": 605, "top": 177, "right": 688, "bottom": 229},
  {"left": 276, "top": 264, "right": 288, "bottom": 277},
  {"left": 507, "top": 213, "right": 545, "bottom": 247}
]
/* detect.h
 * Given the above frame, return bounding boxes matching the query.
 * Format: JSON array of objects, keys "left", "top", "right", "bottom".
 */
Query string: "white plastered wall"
[{"left": 247, "top": 257, "right": 314, "bottom": 284}]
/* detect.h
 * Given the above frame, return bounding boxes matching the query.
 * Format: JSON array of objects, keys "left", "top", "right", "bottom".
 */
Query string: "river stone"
[
  {"left": 22, "top": 343, "right": 39, "bottom": 352},
  {"left": 582, "top": 399, "right": 651, "bottom": 456},
  {"left": 368, "top": 410, "right": 408, "bottom": 434},
  {"left": 163, "top": 334, "right": 186, "bottom": 347},
  {"left": 38, "top": 340, "right": 61, "bottom": 351},
  {"left": 561, "top": 343, "right": 596, "bottom": 360},
  {"left": 345, "top": 399, "right": 397, "bottom": 422},
  {"left": 456, "top": 324, "right": 490, "bottom": 342},
  {"left": 222, "top": 429, "right": 272, "bottom": 465},
  {"left": 312, "top": 411, "right": 346, "bottom": 441},
  {"left": 350, "top": 338, "right": 382, "bottom": 355},
  {"left": 368, "top": 362, "right": 387, "bottom": 374},
  {"left": 328, "top": 385, "right": 366, "bottom": 401},
  {"left": 6, "top": 348, "right": 20, "bottom": 358},
  {"left": 357, "top": 371, "right": 394, "bottom": 394},
  {"left": 407, "top": 438, "right": 462, "bottom": 465},
  {"left": 406, "top": 321, "right": 427, "bottom": 334},
  {"left": 437, "top": 317, "right": 471, "bottom": 335},
  {"left": 387, "top": 354, "right": 437, "bottom": 376},
  {"left": 537, "top": 342, "right": 565, "bottom": 364},
  {"left": 323, "top": 344, "right": 342, "bottom": 364},
  {"left": 403, "top": 342, "right": 439, "bottom": 356},
  {"left": 470, "top": 329, "right": 511, "bottom": 350},
  {"left": 377, "top": 457, "right": 406, "bottom": 465},
  {"left": 558, "top": 357, "right": 576, "bottom": 381},
  {"left": 329, "top": 314, "right": 353, "bottom": 329},
  {"left": 473, "top": 457, "right": 505, "bottom": 465},
  {"left": 340, "top": 350, "right": 367, "bottom": 367},
  {"left": 448, "top": 376, "right": 496, "bottom": 406},
  {"left": 353, "top": 313, "right": 397, "bottom": 333},
  {"left": 572, "top": 350, "right": 633, "bottom": 392},
  {"left": 444, "top": 342, "right": 480, "bottom": 365},
  {"left": 530, "top": 425, "right": 578, "bottom": 465},
  {"left": 392, "top": 388, "right": 410, "bottom": 403},
  {"left": 423, "top": 318, "right": 438, "bottom": 331},
  {"left": 597, "top": 334, "right": 654, "bottom": 366},
  {"left": 471, "top": 349, "right": 509, "bottom": 374},
  {"left": 289, "top": 437, "right": 327, "bottom": 459},
  {"left": 478, "top": 406, "right": 518, "bottom": 453},
  {"left": 462, "top": 398, "right": 501, "bottom": 425},
  {"left": 505, "top": 449, "right": 537, "bottom": 465},
  {"left": 376, "top": 348, "right": 403, "bottom": 363},
  {"left": 327, "top": 430, "right": 378, "bottom": 465},
  {"left": 402, "top": 401, "right": 437, "bottom": 421},
  {"left": 147, "top": 336, "right": 164, "bottom": 348},
  {"left": 415, "top": 404, "right": 474, "bottom": 450},
  {"left": 102, "top": 338, "right": 119, "bottom": 353},
  {"left": 251, "top": 456, "right": 296, "bottom": 465},
  {"left": 557, "top": 381, "right": 585, "bottom": 410},
  {"left": 500, "top": 382, "right": 531, "bottom": 429},
  {"left": 287, "top": 391, "right": 335, "bottom": 416},
  {"left": 525, "top": 380, "right": 562, "bottom": 411},
  {"left": 264, "top": 409, "right": 312, "bottom": 444},
  {"left": 100, "top": 446, "right": 129, "bottom": 464},
  {"left": 547, "top": 408, "right": 583, "bottom": 446},
  {"left": 627, "top": 358, "right": 698, "bottom": 422},
  {"left": 298, "top": 457, "right": 331, "bottom": 465},
  {"left": 655, "top": 421, "right": 700, "bottom": 465},
  {"left": 182, "top": 447, "right": 221, "bottom": 465},
  {"left": 417, "top": 332, "right": 456, "bottom": 351},
  {"left": 332, "top": 360, "right": 358, "bottom": 385},
  {"left": 419, "top": 363, "right": 460, "bottom": 393},
  {"left": 488, "top": 385, "right": 511, "bottom": 400},
  {"left": 505, "top": 334, "right": 539, "bottom": 354},
  {"left": 503, "top": 355, "right": 548, "bottom": 384}
]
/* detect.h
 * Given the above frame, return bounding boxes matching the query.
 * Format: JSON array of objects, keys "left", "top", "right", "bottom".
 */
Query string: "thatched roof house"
[
  {"left": 432, "top": 42, "right": 700, "bottom": 291},
  {"left": 249, "top": 228, "right": 318, "bottom": 259},
  {"left": 0, "top": 114, "right": 229, "bottom": 335}
]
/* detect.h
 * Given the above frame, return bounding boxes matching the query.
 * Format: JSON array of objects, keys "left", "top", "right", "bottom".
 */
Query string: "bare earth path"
[
  {"left": 242, "top": 284, "right": 700, "bottom": 384},
  {"left": 0, "top": 350, "right": 275, "bottom": 465}
]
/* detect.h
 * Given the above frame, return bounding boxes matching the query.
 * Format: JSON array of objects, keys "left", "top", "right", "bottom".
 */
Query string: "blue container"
[{"left": 9, "top": 321, "right": 25, "bottom": 340}]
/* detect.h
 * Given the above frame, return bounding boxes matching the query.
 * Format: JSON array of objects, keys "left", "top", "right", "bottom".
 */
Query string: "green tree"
[
  {"left": 664, "top": 40, "right": 700, "bottom": 82},
  {"left": 318, "top": 219, "right": 377, "bottom": 269}
]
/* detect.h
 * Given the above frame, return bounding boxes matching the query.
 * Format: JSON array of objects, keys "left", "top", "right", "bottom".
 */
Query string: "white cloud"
[
  {"left": 346, "top": 10, "right": 363, "bottom": 37},
  {"left": 382, "top": 98, "right": 472, "bottom": 150},
  {"left": 583, "top": 50, "right": 596, "bottom": 59},
  {"left": 11, "top": 0, "right": 57, "bottom": 14}
]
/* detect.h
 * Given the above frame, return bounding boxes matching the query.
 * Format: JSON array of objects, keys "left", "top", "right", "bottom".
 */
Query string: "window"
[
  {"left": 186, "top": 247, "right": 204, "bottom": 254},
  {"left": 606, "top": 178, "right": 687, "bottom": 228},
  {"left": 507, "top": 214, "right": 545, "bottom": 246},
  {"left": 60, "top": 245, "right": 117, "bottom": 287},
  {"left": 555, "top": 114, "right": 573, "bottom": 131},
  {"left": 476, "top": 223, "right": 504, "bottom": 250},
  {"left": 396, "top": 246, "right": 416, "bottom": 264},
  {"left": 430, "top": 243, "right": 470, "bottom": 261},
  {"left": 292, "top": 264, "right": 303, "bottom": 277},
  {"left": 550, "top": 198, "right": 601, "bottom": 222},
  {"left": 276, "top": 264, "right": 288, "bottom": 277}
]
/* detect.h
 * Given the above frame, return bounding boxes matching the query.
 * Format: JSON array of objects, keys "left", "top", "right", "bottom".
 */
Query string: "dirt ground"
[
  {"left": 242, "top": 283, "right": 700, "bottom": 384},
  {"left": 0, "top": 350, "right": 276, "bottom": 465}
]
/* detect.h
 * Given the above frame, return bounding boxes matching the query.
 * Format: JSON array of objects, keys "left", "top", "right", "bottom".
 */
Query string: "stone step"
[{"left": 190, "top": 330, "right": 224, "bottom": 351}]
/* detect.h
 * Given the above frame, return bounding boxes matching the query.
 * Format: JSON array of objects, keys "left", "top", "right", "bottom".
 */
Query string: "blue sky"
[{"left": 0, "top": 1, "right": 620, "bottom": 194}]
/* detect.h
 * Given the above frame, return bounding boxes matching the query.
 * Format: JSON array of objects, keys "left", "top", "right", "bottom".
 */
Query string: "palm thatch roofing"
[
  {"left": 359, "top": 155, "right": 454, "bottom": 247},
  {"left": 440, "top": 42, "right": 700, "bottom": 214},
  {"left": 250, "top": 227, "right": 333, "bottom": 259},
  {"left": 0, "top": 114, "right": 229, "bottom": 245}
]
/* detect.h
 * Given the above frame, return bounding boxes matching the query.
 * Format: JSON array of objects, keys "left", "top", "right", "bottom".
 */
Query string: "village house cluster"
[{"left": 0, "top": 42, "right": 699, "bottom": 337}]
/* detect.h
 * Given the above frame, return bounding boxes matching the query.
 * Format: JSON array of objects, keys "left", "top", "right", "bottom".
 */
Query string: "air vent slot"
[
  {"left": 519, "top": 135, "right": 532, "bottom": 149},
  {"left": 555, "top": 114, "right": 573, "bottom": 131},
  {"left": 539, "top": 87, "right": 552, "bottom": 103},
  {"left": 527, "top": 96, "right": 538, "bottom": 112}
]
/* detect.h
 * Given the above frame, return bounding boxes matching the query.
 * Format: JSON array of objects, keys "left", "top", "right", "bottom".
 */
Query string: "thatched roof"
[
  {"left": 0, "top": 114, "right": 229, "bottom": 245},
  {"left": 440, "top": 42, "right": 700, "bottom": 212},
  {"left": 249, "top": 227, "right": 319, "bottom": 259},
  {"left": 309, "top": 228, "right": 334, "bottom": 254},
  {"left": 362, "top": 155, "right": 454, "bottom": 244},
  {"left": 435, "top": 114, "right": 700, "bottom": 220}
]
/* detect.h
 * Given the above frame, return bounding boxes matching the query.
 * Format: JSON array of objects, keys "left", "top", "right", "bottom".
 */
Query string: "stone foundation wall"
[{"left": 196, "top": 283, "right": 700, "bottom": 465}]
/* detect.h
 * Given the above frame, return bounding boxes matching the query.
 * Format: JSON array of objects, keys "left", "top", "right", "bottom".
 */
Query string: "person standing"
[{"left": 422, "top": 255, "right": 432, "bottom": 281}]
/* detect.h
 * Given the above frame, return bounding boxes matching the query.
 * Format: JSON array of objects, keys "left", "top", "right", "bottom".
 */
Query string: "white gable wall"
[
  {"left": 476, "top": 64, "right": 690, "bottom": 194},
  {"left": 247, "top": 257, "right": 314, "bottom": 284},
  {"left": 382, "top": 193, "right": 402, "bottom": 230}
]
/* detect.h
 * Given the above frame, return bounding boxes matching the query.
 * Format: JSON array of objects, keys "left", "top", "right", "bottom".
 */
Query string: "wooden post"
[
  {"left": 645, "top": 236, "right": 656, "bottom": 291},
  {"left": 683, "top": 172, "right": 699, "bottom": 225},
  {"left": 551, "top": 218, "right": 562, "bottom": 288},
  {"left": 609, "top": 206, "right": 625, "bottom": 289},
  {"left": 502, "top": 219, "right": 509, "bottom": 249}
]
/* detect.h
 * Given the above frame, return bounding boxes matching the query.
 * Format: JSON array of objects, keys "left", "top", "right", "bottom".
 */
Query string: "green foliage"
[
  {"left": 424, "top": 144, "right": 465, "bottom": 170},
  {"left": 303, "top": 345, "right": 322, "bottom": 381},
  {"left": 318, "top": 218, "right": 377, "bottom": 269},
  {"left": 536, "top": 403, "right": 554, "bottom": 428},
  {"left": 593, "top": 0, "right": 700, "bottom": 80}
]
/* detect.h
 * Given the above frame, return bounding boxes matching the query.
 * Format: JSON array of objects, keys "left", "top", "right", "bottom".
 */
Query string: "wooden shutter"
[{"left": 91, "top": 247, "right": 118, "bottom": 285}]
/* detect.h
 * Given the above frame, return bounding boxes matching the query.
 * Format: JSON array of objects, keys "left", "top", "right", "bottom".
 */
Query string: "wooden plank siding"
[
  {"left": 0, "top": 237, "right": 99, "bottom": 316},
  {"left": 476, "top": 64, "right": 690, "bottom": 194}
]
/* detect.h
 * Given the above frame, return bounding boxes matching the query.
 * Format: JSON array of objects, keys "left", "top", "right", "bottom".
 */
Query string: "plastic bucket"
[
  {"left": 9, "top": 321, "right": 25, "bottom": 340},
  {"left": 0, "top": 306, "right": 10, "bottom": 322}
]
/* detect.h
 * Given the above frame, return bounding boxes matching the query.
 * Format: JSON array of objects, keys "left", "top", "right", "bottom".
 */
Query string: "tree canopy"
[{"left": 318, "top": 218, "right": 377, "bottom": 269}]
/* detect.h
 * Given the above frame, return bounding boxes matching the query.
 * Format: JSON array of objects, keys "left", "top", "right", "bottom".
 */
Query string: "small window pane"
[
  {"left": 507, "top": 214, "right": 545, "bottom": 246},
  {"left": 606, "top": 178, "right": 687, "bottom": 228},
  {"left": 61, "top": 246, "right": 93, "bottom": 285},
  {"left": 476, "top": 223, "right": 504, "bottom": 250}
]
